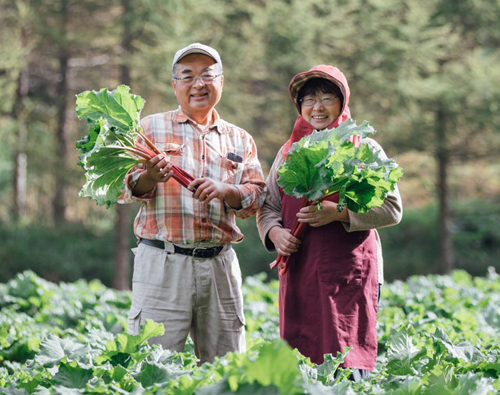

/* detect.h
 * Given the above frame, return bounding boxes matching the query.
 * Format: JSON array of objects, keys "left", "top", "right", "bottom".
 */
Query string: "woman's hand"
[
  {"left": 296, "top": 200, "right": 349, "bottom": 227},
  {"left": 268, "top": 226, "right": 301, "bottom": 256}
]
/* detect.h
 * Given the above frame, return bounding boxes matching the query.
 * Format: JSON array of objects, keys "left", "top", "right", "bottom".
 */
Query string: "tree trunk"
[
  {"left": 112, "top": 0, "right": 133, "bottom": 290},
  {"left": 435, "top": 106, "right": 454, "bottom": 274},
  {"left": 12, "top": 59, "right": 29, "bottom": 220},
  {"left": 53, "top": 0, "right": 69, "bottom": 223}
]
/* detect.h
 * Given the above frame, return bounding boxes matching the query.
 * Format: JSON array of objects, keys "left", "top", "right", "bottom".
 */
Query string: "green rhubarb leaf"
[
  {"left": 137, "top": 319, "right": 165, "bottom": 345},
  {"left": 316, "top": 348, "right": 351, "bottom": 384},
  {"left": 35, "top": 335, "right": 95, "bottom": 369},
  {"left": 78, "top": 148, "right": 139, "bottom": 208},
  {"left": 244, "top": 339, "right": 300, "bottom": 395},
  {"left": 75, "top": 85, "right": 144, "bottom": 134},
  {"left": 386, "top": 325, "right": 426, "bottom": 376},
  {"left": 35, "top": 335, "right": 82, "bottom": 366},
  {"left": 109, "top": 364, "right": 128, "bottom": 382},
  {"left": 76, "top": 118, "right": 107, "bottom": 155},
  {"left": 431, "top": 327, "right": 484, "bottom": 363},
  {"left": 134, "top": 362, "right": 188, "bottom": 389},
  {"left": 278, "top": 119, "right": 402, "bottom": 214},
  {"left": 115, "top": 319, "right": 165, "bottom": 354},
  {"left": 278, "top": 141, "right": 331, "bottom": 201},
  {"left": 454, "top": 372, "right": 496, "bottom": 395},
  {"left": 53, "top": 362, "right": 93, "bottom": 389},
  {"left": 134, "top": 362, "right": 171, "bottom": 388}
]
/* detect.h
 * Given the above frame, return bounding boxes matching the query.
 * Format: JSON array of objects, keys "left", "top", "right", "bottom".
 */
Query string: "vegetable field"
[{"left": 1, "top": 270, "right": 500, "bottom": 394}]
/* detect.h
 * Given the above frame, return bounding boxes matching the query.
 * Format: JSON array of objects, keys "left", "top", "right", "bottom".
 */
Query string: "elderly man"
[{"left": 119, "top": 43, "right": 265, "bottom": 363}]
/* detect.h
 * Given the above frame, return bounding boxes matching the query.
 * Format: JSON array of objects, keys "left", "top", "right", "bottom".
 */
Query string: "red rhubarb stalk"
[{"left": 133, "top": 129, "right": 197, "bottom": 191}]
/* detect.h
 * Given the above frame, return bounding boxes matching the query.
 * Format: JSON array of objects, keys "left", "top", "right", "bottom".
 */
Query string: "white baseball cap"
[{"left": 172, "top": 43, "right": 222, "bottom": 72}]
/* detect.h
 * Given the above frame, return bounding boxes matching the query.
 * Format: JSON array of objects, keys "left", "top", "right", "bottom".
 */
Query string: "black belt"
[{"left": 140, "top": 238, "right": 230, "bottom": 259}]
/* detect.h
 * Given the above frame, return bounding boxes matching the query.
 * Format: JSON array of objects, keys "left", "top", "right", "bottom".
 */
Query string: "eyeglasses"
[
  {"left": 173, "top": 73, "right": 222, "bottom": 86},
  {"left": 300, "top": 96, "right": 339, "bottom": 107}
]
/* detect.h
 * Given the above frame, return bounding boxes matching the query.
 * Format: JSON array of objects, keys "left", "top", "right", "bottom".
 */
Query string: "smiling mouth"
[
  {"left": 191, "top": 93, "right": 208, "bottom": 98},
  {"left": 312, "top": 115, "right": 328, "bottom": 120}
]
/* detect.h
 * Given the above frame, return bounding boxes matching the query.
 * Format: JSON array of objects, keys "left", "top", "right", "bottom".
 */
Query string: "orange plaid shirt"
[{"left": 119, "top": 108, "right": 265, "bottom": 245}]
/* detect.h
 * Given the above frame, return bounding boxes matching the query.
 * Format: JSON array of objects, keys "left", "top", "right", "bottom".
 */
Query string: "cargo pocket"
[
  {"left": 127, "top": 307, "right": 142, "bottom": 335},
  {"left": 236, "top": 312, "right": 246, "bottom": 327},
  {"left": 218, "top": 249, "right": 246, "bottom": 329}
]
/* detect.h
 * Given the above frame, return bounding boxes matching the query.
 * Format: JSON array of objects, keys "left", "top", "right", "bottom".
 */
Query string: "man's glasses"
[
  {"left": 173, "top": 73, "right": 222, "bottom": 86},
  {"left": 300, "top": 96, "right": 339, "bottom": 107}
]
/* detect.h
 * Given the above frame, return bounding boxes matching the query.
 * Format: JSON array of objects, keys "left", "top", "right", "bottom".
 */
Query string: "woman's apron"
[{"left": 279, "top": 192, "right": 379, "bottom": 370}]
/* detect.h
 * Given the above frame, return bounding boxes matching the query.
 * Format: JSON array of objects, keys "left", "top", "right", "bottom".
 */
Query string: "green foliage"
[
  {"left": 0, "top": 223, "right": 121, "bottom": 286},
  {"left": 75, "top": 85, "right": 147, "bottom": 207},
  {"left": 2, "top": 270, "right": 500, "bottom": 393},
  {"left": 277, "top": 120, "right": 403, "bottom": 212},
  {"left": 234, "top": 217, "right": 278, "bottom": 281},
  {"left": 379, "top": 200, "right": 500, "bottom": 281}
]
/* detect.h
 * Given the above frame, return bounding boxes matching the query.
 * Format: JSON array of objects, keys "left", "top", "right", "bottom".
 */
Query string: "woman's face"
[{"left": 300, "top": 91, "right": 342, "bottom": 130}]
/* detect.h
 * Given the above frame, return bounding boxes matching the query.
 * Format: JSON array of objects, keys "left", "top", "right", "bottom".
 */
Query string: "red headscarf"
[{"left": 281, "top": 65, "right": 351, "bottom": 159}]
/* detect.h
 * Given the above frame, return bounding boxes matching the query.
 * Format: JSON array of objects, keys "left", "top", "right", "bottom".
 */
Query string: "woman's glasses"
[{"left": 300, "top": 96, "right": 339, "bottom": 107}]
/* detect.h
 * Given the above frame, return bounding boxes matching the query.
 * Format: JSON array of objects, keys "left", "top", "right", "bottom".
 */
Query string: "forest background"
[{"left": 1, "top": 0, "right": 499, "bottom": 289}]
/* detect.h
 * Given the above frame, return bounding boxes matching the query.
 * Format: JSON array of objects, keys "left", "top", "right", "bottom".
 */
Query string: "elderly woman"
[{"left": 257, "top": 65, "right": 403, "bottom": 379}]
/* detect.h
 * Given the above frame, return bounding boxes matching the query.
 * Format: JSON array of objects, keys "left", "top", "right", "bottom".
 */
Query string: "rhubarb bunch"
[{"left": 75, "top": 85, "right": 194, "bottom": 207}]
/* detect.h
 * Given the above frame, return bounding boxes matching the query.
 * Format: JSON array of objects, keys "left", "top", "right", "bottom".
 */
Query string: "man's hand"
[
  {"left": 268, "top": 226, "right": 301, "bottom": 256},
  {"left": 145, "top": 154, "right": 174, "bottom": 183},
  {"left": 132, "top": 154, "right": 173, "bottom": 196},
  {"left": 296, "top": 200, "right": 349, "bottom": 227},
  {"left": 188, "top": 178, "right": 242, "bottom": 208}
]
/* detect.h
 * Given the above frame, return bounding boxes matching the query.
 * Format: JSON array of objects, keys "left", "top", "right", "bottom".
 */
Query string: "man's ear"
[{"left": 171, "top": 79, "right": 177, "bottom": 94}]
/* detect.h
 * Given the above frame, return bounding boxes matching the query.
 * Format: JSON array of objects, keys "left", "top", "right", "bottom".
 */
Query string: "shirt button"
[
  {"left": 201, "top": 217, "right": 207, "bottom": 223},
  {"left": 201, "top": 154, "right": 205, "bottom": 160}
]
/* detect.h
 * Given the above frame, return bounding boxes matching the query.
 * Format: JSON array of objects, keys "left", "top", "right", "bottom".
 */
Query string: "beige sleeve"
[
  {"left": 256, "top": 150, "right": 286, "bottom": 252},
  {"left": 342, "top": 138, "right": 403, "bottom": 232}
]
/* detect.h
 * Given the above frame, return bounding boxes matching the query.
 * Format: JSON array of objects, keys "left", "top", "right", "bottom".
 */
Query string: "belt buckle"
[
  {"left": 192, "top": 246, "right": 219, "bottom": 259},
  {"left": 192, "top": 247, "right": 207, "bottom": 259}
]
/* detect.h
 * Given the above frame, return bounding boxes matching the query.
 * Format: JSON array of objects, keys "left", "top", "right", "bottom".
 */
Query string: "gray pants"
[{"left": 128, "top": 242, "right": 246, "bottom": 364}]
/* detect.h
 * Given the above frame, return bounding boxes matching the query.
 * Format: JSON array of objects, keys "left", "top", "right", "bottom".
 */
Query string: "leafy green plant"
[
  {"left": 2, "top": 270, "right": 500, "bottom": 394},
  {"left": 278, "top": 119, "right": 403, "bottom": 212}
]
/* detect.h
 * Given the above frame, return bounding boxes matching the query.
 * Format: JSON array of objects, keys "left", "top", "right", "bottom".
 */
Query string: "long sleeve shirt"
[{"left": 119, "top": 108, "right": 265, "bottom": 245}]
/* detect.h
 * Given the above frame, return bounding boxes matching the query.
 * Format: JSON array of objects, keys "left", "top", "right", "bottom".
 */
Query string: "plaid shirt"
[{"left": 119, "top": 107, "right": 265, "bottom": 245}]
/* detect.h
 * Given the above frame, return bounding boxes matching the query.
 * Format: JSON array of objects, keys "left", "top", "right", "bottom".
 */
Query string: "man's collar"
[{"left": 174, "top": 107, "right": 228, "bottom": 134}]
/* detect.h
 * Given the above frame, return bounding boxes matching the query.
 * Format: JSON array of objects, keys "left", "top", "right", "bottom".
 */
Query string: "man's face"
[{"left": 171, "top": 54, "right": 224, "bottom": 122}]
